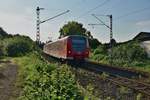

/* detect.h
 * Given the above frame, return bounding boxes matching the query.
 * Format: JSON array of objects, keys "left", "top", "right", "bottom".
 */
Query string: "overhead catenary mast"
[
  {"left": 89, "top": 14, "right": 113, "bottom": 65},
  {"left": 36, "top": 6, "right": 70, "bottom": 44},
  {"left": 36, "top": 7, "right": 44, "bottom": 44}
]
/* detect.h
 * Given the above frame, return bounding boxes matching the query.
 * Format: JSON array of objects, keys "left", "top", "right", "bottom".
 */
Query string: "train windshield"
[{"left": 71, "top": 36, "right": 86, "bottom": 52}]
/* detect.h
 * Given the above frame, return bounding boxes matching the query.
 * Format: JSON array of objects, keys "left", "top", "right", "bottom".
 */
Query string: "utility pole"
[
  {"left": 36, "top": 6, "right": 69, "bottom": 44},
  {"left": 109, "top": 15, "right": 113, "bottom": 65},
  {"left": 36, "top": 6, "right": 44, "bottom": 44},
  {"left": 90, "top": 14, "right": 113, "bottom": 65}
]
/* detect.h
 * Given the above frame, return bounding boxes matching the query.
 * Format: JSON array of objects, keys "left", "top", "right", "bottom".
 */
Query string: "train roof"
[
  {"left": 62, "top": 35, "right": 87, "bottom": 38},
  {"left": 45, "top": 35, "right": 87, "bottom": 45}
]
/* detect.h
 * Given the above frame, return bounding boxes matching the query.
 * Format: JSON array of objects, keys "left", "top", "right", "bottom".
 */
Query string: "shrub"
[
  {"left": 89, "top": 38, "right": 101, "bottom": 49},
  {"left": 93, "top": 45, "right": 107, "bottom": 55},
  {"left": 91, "top": 41, "right": 148, "bottom": 67},
  {"left": 0, "top": 40, "right": 6, "bottom": 58},
  {"left": 112, "top": 41, "right": 147, "bottom": 63},
  {"left": 4, "top": 36, "right": 35, "bottom": 57},
  {"left": 6, "top": 41, "right": 31, "bottom": 56},
  {"left": 17, "top": 54, "right": 83, "bottom": 100}
]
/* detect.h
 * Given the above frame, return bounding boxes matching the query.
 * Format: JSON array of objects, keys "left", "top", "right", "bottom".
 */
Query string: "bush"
[
  {"left": 0, "top": 40, "right": 5, "bottom": 58},
  {"left": 89, "top": 38, "right": 101, "bottom": 49},
  {"left": 92, "top": 54, "right": 106, "bottom": 61},
  {"left": 93, "top": 45, "right": 107, "bottom": 55},
  {"left": 4, "top": 36, "right": 36, "bottom": 57},
  {"left": 22, "top": 64, "right": 83, "bottom": 100},
  {"left": 112, "top": 41, "right": 147, "bottom": 63},
  {"left": 6, "top": 41, "right": 31, "bottom": 57},
  {"left": 91, "top": 41, "right": 148, "bottom": 67},
  {"left": 0, "top": 44, "right": 4, "bottom": 58},
  {"left": 16, "top": 54, "right": 83, "bottom": 100}
]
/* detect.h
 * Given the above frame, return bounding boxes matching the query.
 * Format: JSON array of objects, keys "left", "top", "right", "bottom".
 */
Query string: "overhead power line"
[
  {"left": 40, "top": 10, "right": 70, "bottom": 24},
  {"left": 36, "top": 7, "right": 70, "bottom": 43},
  {"left": 115, "top": 6, "right": 150, "bottom": 21},
  {"left": 91, "top": 14, "right": 113, "bottom": 65},
  {"left": 103, "top": 0, "right": 122, "bottom": 14},
  {"left": 75, "top": 0, "right": 111, "bottom": 20},
  {"left": 92, "top": 14, "right": 110, "bottom": 29}
]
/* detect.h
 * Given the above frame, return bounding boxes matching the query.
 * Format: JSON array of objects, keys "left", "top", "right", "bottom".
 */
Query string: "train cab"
[{"left": 67, "top": 35, "right": 89, "bottom": 60}]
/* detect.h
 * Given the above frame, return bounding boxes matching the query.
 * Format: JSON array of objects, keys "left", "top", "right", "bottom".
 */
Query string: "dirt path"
[{"left": 0, "top": 60, "right": 19, "bottom": 100}]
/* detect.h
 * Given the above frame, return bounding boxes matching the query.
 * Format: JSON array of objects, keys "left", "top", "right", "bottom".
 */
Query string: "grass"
[
  {"left": 0, "top": 57, "right": 11, "bottom": 68},
  {"left": 91, "top": 53, "right": 150, "bottom": 74},
  {"left": 0, "top": 63, "right": 5, "bottom": 68},
  {"left": 12, "top": 52, "right": 85, "bottom": 99},
  {"left": 91, "top": 42, "right": 150, "bottom": 74}
]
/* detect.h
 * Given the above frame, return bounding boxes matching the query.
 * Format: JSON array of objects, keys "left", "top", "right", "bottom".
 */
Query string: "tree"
[
  {"left": 4, "top": 35, "right": 37, "bottom": 57},
  {"left": 111, "top": 41, "right": 147, "bottom": 66},
  {"left": 0, "top": 27, "right": 13, "bottom": 39},
  {"left": 59, "top": 21, "right": 101, "bottom": 49},
  {"left": 85, "top": 31, "right": 93, "bottom": 39},
  {"left": 59, "top": 21, "right": 92, "bottom": 38},
  {"left": 89, "top": 38, "right": 101, "bottom": 49},
  {"left": 0, "top": 43, "right": 4, "bottom": 58},
  {"left": 111, "top": 38, "right": 117, "bottom": 46},
  {"left": 0, "top": 27, "right": 8, "bottom": 38}
]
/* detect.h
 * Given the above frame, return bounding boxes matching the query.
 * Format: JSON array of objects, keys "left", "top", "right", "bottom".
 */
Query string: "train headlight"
[
  {"left": 68, "top": 50, "right": 71, "bottom": 54},
  {"left": 86, "top": 51, "right": 88, "bottom": 54}
]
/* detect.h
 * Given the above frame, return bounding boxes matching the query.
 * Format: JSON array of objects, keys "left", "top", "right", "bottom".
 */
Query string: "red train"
[{"left": 43, "top": 35, "right": 90, "bottom": 60}]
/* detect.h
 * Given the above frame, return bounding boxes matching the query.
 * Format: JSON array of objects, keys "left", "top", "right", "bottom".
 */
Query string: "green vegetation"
[
  {"left": 91, "top": 41, "right": 150, "bottom": 72},
  {"left": 59, "top": 21, "right": 101, "bottom": 49},
  {"left": 4, "top": 36, "right": 36, "bottom": 57},
  {"left": 0, "top": 27, "right": 10, "bottom": 39},
  {"left": 0, "top": 42, "right": 4, "bottom": 58},
  {"left": 0, "top": 24, "right": 149, "bottom": 99},
  {"left": 91, "top": 44, "right": 109, "bottom": 63},
  {"left": 89, "top": 38, "right": 101, "bottom": 49},
  {"left": 59, "top": 21, "right": 90, "bottom": 38},
  {"left": 13, "top": 53, "right": 84, "bottom": 100},
  {"left": 0, "top": 27, "right": 39, "bottom": 58},
  {"left": 0, "top": 34, "right": 38, "bottom": 57},
  {"left": 0, "top": 27, "right": 97, "bottom": 99}
]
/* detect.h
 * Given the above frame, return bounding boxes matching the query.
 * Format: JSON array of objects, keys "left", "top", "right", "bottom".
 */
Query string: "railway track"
[
  {"left": 108, "top": 76, "right": 150, "bottom": 97},
  {"left": 72, "top": 68, "right": 150, "bottom": 99},
  {"left": 42, "top": 53, "right": 150, "bottom": 97},
  {"left": 73, "top": 61, "right": 150, "bottom": 97},
  {"left": 80, "top": 60, "right": 149, "bottom": 79}
]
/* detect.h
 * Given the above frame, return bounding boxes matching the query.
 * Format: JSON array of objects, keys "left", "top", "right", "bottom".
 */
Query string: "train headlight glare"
[{"left": 68, "top": 50, "right": 71, "bottom": 54}]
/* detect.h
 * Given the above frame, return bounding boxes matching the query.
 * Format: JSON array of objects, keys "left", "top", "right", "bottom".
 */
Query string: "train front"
[{"left": 67, "top": 35, "right": 89, "bottom": 60}]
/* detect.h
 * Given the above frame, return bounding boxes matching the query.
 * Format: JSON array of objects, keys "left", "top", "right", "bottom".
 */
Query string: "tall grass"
[{"left": 13, "top": 52, "right": 83, "bottom": 100}]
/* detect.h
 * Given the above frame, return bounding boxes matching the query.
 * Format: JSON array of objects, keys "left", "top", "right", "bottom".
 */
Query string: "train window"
[
  {"left": 72, "top": 39, "right": 85, "bottom": 44},
  {"left": 71, "top": 37, "right": 86, "bottom": 52}
]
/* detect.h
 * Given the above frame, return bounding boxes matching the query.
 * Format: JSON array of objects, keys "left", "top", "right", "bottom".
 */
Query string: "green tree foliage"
[
  {"left": 0, "top": 27, "right": 12, "bottom": 39},
  {"left": 89, "top": 38, "right": 101, "bottom": 49},
  {"left": 91, "top": 45, "right": 108, "bottom": 62},
  {"left": 0, "top": 27, "right": 39, "bottom": 57},
  {"left": 112, "top": 41, "right": 147, "bottom": 66},
  {"left": 0, "top": 27, "right": 9, "bottom": 57},
  {"left": 59, "top": 21, "right": 101, "bottom": 49},
  {"left": 93, "top": 45, "right": 107, "bottom": 55},
  {"left": 59, "top": 21, "right": 87, "bottom": 37},
  {"left": 4, "top": 36, "right": 36, "bottom": 57},
  {"left": 111, "top": 38, "right": 117, "bottom": 46},
  {"left": 0, "top": 42, "right": 4, "bottom": 58},
  {"left": 91, "top": 41, "right": 148, "bottom": 67},
  {"left": 0, "top": 27, "right": 8, "bottom": 38}
]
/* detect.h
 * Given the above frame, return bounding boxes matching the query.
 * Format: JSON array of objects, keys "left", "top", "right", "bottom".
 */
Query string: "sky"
[{"left": 0, "top": 0, "right": 150, "bottom": 43}]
